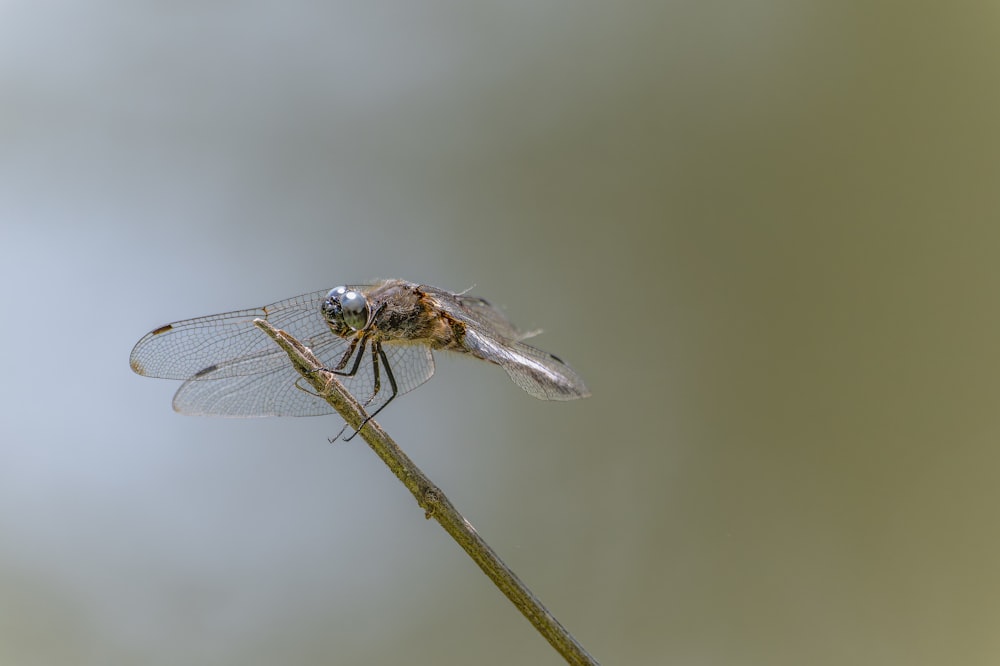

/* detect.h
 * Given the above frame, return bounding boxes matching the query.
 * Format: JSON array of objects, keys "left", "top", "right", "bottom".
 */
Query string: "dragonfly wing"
[
  {"left": 129, "top": 289, "right": 332, "bottom": 380},
  {"left": 452, "top": 296, "right": 539, "bottom": 340},
  {"left": 171, "top": 334, "right": 436, "bottom": 417},
  {"left": 462, "top": 328, "right": 590, "bottom": 400},
  {"left": 423, "top": 287, "right": 537, "bottom": 341},
  {"left": 173, "top": 362, "right": 336, "bottom": 417},
  {"left": 424, "top": 286, "right": 589, "bottom": 400}
]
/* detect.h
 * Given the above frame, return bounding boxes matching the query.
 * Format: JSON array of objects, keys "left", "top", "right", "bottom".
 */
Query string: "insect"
[{"left": 130, "top": 279, "right": 590, "bottom": 424}]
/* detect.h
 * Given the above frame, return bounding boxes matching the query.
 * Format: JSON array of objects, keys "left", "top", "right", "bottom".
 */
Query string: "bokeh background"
[{"left": 3, "top": 2, "right": 1000, "bottom": 665}]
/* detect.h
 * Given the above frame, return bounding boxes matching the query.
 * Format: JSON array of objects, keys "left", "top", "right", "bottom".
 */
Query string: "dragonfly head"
[{"left": 322, "top": 286, "right": 372, "bottom": 334}]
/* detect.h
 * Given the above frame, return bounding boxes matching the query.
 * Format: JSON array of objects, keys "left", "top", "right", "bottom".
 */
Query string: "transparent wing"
[
  {"left": 449, "top": 293, "right": 538, "bottom": 341},
  {"left": 129, "top": 289, "right": 334, "bottom": 380},
  {"left": 461, "top": 329, "right": 589, "bottom": 400},
  {"left": 424, "top": 288, "right": 590, "bottom": 400},
  {"left": 172, "top": 359, "right": 336, "bottom": 417},
  {"left": 172, "top": 340, "right": 435, "bottom": 417}
]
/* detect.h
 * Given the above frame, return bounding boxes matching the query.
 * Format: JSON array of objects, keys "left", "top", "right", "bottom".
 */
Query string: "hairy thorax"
[{"left": 366, "top": 280, "right": 467, "bottom": 352}]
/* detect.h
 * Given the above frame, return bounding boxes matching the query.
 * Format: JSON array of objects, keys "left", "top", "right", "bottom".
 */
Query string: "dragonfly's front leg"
[{"left": 332, "top": 335, "right": 368, "bottom": 377}]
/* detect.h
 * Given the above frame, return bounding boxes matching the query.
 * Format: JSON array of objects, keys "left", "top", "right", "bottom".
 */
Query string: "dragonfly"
[{"left": 130, "top": 279, "right": 590, "bottom": 426}]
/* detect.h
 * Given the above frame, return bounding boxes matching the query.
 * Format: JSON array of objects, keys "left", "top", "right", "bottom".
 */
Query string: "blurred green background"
[{"left": 3, "top": 2, "right": 1000, "bottom": 665}]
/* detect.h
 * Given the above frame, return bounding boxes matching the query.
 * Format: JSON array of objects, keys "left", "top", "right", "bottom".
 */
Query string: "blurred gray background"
[{"left": 2, "top": 2, "right": 1000, "bottom": 665}]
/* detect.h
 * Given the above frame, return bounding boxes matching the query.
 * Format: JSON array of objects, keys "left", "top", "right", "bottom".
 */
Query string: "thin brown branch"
[{"left": 253, "top": 319, "right": 600, "bottom": 666}]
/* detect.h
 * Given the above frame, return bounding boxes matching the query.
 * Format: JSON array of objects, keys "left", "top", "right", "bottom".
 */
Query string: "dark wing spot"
[
  {"left": 193, "top": 364, "right": 219, "bottom": 378},
  {"left": 151, "top": 324, "right": 173, "bottom": 335}
]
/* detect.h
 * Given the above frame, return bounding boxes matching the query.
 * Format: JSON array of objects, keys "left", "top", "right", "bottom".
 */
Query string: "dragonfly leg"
[
  {"left": 366, "top": 341, "right": 381, "bottom": 405},
  {"left": 333, "top": 337, "right": 359, "bottom": 371},
  {"left": 343, "top": 342, "right": 399, "bottom": 441},
  {"left": 332, "top": 336, "right": 368, "bottom": 377},
  {"left": 307, "top": 336, "right": 363, "bottom": 379}
]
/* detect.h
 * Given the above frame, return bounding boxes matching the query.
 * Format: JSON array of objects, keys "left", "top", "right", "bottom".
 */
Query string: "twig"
[{"left": 253, "top": 319, "right": 600, "bottom": 666}]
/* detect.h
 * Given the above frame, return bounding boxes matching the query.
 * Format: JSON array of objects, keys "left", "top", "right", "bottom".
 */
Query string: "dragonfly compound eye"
[
  {"left": 340, "top": 290, "right": 370, "bottom": 330},
  {"left": 327, "top": 286, "right": 348, "bottom": 300}
]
